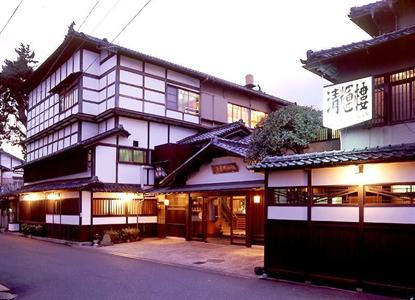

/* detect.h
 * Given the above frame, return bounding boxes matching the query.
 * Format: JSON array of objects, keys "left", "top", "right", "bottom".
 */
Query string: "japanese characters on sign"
[
  {"left": 211, "top": 163, "right": 239, "bottom": 174},
  {"left": 323, "top": 77, "right": 373, "bottom": 130}
]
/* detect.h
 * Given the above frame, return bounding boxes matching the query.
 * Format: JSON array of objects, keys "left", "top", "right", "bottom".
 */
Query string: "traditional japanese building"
[
  {"left": 252, "top": 0, "right": 415, "bottom": 296},
  {"left": 0, "top": 149, "right": 24, "bottom": 231},
  {"left": 18, "top": 27, "right": 292, "bottom": 241}
]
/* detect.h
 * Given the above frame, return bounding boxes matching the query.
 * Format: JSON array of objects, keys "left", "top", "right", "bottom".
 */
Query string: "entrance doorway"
[{"left": 190, "top": 195, "right": 247, "bottom": 245}]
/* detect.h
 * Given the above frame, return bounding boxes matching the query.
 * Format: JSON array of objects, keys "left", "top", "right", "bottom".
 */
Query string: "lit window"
[
  {"left": 119, "top": 148, "right": 147, "bottom": 164},
  {"left": 227, "top": 103, "right": 249, "bottom": 125},
  {"left": 166, "top": 85, "right": 200, "bottom": 115},
  {"left": 251, "top": 110, "right": 266, "bottom": 128},
  {"left": 59, "top": 85, "right": 78, "bottom": 112}
]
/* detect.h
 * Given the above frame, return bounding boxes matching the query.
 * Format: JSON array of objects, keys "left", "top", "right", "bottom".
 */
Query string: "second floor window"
[
  {"left": 59, "top": 85, "right": 78, "bottom": 112},
  {"left": 227, "top": 103, "right": 249, "bottom": 125},
  {"left": 227, "top": 103, "right": 267, "bottom": 128},
  {"left": 166, "top": 85, "right": 200, "bottom": 115},
  {"left": 119, "top": 147, "right": 148, "bottom": 164}
]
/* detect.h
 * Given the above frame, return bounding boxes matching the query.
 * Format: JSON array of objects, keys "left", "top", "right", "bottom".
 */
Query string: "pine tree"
[{"left": 0, "top": 44, "right": 37, "bottom": 155}]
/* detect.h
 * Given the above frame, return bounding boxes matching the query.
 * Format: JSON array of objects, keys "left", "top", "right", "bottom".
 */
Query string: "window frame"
[
  {"left": 58, "top": 82, "right": 79, "bottom": 113},
  {"left": 166, "top": 84, "right": 200, "bottom": 115},
  {"left": 118, "top": 146, "right": 151, "bottom": 165}
]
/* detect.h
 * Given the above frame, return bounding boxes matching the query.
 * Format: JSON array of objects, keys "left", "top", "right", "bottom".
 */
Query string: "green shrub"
[
  {"left": 104, "top": 227, "right": 140, "bottom": 243},
  {"left": 22, "top": 224, "right": 45, "bottom": 237},
  {"left": 120, "top": 228, "right": 140, "bottom": 241},
  {"left": 104, "top": 229, "right": 121, "bottom": 244}
]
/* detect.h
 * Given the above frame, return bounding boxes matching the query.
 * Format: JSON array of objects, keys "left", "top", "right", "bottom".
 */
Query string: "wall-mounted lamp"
[
  {"left": 253, "top": 195, "right": 261, "bottom": 204},
  {"left": 46, "top": 192, "right": 61, "bottom": 201},
  {"left": 355, "top": 164, "right": 364, "bottom": 174},
  {"left": 164, "top": 199, "right": 170, "bottom": 206}
]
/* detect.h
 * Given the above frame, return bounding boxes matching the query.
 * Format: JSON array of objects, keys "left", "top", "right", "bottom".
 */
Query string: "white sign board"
[{"left": 323, "top": 77, "right": 373, "bottom": 130}]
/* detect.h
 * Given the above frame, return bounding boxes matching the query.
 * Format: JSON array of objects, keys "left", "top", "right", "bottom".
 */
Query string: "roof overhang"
[
  {"left": 153, "top": 180, "right": 263, "bottom": 194},
  {"left": 302, "top": 25, "right": 415, "bottom": 83}
]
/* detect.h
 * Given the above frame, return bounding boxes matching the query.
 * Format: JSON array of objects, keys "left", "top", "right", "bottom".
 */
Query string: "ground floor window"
[
  {"left": 93, "top": 199, "right": 125, "bottom": 216},
  {"left": 269, "top": 188, "right": 308, "bottom": 205},
  {"left": 365, "top": 184, "right": 415, "bottom": 205},
  {"left": 313, "top": 186, "right": 358, "bottom": 205}
]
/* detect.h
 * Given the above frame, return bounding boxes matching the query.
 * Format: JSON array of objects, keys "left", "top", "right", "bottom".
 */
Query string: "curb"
[{"left": 5, "top": 232, "right": 92, "bottom": 247}]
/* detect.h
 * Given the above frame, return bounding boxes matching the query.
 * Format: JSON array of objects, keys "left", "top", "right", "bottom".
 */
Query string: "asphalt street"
[{"left": 0, "top": 234, "right": 392, "bottom": 300}]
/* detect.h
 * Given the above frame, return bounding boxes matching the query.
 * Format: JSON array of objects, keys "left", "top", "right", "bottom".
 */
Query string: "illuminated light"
[
  {"left": 253, "top": 195, "right": 261, "bottom": 204},
  {"left": 121, "top": 193, "right": 135, "bottom": 202},
  {"left": 164, "top": 199, "right": 170, "bottom": 206},
  {"left": 23, "top": 193, "right": 40, "bottom": 201},
  {"left": 46, "top": 192, "right": 61, "bottom": 201},
  {"left": 158, "top": 194, "right": 166, "bottom": 202}
]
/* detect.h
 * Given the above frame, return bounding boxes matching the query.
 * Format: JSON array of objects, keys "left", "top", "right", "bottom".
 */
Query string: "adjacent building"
[
  {"left": 252, "top": 0, "right": 415, "bottom": 296},
  {"left": 0, "top": 149, "right": 24, "bottom": 231},
  {"left": 18, "top": 28, "right": 291, "bottom": 241}
]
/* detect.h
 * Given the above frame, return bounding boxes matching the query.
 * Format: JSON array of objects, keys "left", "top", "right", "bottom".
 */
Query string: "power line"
[
  {"left": 91, "top": 0, "right": 121, "bottom": 33},
  {"left": 0, "top": 0, "right": 24, "bottom": 38},
  {"left": 84, "top": 0, "right": 153, "bottom": 73},
  {"left": 78, "top": 0, "right": 102, "bottom": 31},
  {"left": 112, "top": 0, "right": 152, "bottom": 42}
]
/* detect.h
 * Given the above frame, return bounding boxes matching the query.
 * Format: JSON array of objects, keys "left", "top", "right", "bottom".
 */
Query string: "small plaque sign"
[{"left": 211, "top": 163, "right": 239, "bottom": 174}]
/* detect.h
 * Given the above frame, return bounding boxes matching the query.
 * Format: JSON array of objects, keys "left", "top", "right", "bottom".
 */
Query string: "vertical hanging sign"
[{"left": 323, "top": 76, "right": 373, "bottom": 130}]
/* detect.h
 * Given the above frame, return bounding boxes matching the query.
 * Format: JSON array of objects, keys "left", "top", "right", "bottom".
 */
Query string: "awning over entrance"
[{"left": 153, "top": 180, "right": 263, "bottom": 193}]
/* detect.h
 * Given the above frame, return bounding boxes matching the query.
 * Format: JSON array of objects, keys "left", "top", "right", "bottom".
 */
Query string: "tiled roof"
[
  {"left": 177, "top": 120, "right": 250, "bottom": 144},
  {"left": 250, "top": 143, "right": 415, "bottom": 170},
  {"left": 238, "top": 135, "right": 252, "bottom": 145},
  {"left": 18, "top": 177, "right": 144, "bottom": 193},
  {"left": 28, "top": 30, "right": 292, "bottom": 107},
  {"left": 19, "top": 177, "right": 99, "bottom": 193},
  {"left": 349, "top": 0, "right": 395, "bottom": 19},
  {"left": 302, "top": 24, "right": 415, "bottom": 67},
  {"left": 20, "top": 125, "right": 130, "bottom": 168},
  {"left": 212, "top": 137, "right": 248, "bottom": 157}
]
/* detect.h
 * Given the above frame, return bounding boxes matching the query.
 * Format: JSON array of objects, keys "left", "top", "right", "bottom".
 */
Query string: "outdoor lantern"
[
  {"left": 355, "top": 164, "right": 364, "bottom": 174},
  {"left": 253, "top": 195, "right": 261, "bottom": 204},
  {"left": 164, "top": 199, "right": 170, "bottom": 206}
]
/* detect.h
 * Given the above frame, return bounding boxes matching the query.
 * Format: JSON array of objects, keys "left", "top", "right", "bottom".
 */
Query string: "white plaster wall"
[
  {"left": 341, "top": 122, "right": 415, "bottom": 150},
  {"left": 118, "top": 117, "right": 148, "bottom": 148},
  {"left": 144, "top": 90, "right": 165, "bottom": 104},
  {"left": 365, "top": 207, "right": 415, "bottom": 224},
  {"left": 268, "top": 169, "right": 308, "bottom": 187},
  {"left": 120, "top": 56, "right": 143, "bottom": 71},
  {"left": 81, "top": 122, "right": 98, "bottom": 140},
  {"left": 144, "top": 63, "right": 165, "bottom": 77},
  {"left": 46, "top": 214, "right": 80, "bottom": 225},
  {"left": 311, "top": 162, "right": 415, "bottom": 186},
  {"left": 144, "top": 77, "right": 165, "bottom": 92},
  {"left": 312, "top": 207, "right": 359, "bottom": 222},
  {"left": 119, "top": 96, "right": 143, "bottom": 112},
  {"left": 82, "top": 50, "right": 100, "bottom": 75},
  {"left": 183, "top": 113, "right": 199, "bottom": 124},
  {"left": 127, "top": 216, "right": 157, "bottom": 224},
  {"left": 149, "top": 122, "right": 168, "bottom": 149},
  {"left": 144, "top": 102, "right": 165, "bottom": 116},
  {"left": 169, "top": 126, "right": 198, "bottom": 143},
  {"left": 95, "top": 146, "right": 116, "bottom": 182},
  {"left": 186, "top": 156, "right": 263, "bottom": 185},
  {"left": 120, "top": 70, "right": 143, "bottom": 86},
  {"left": 167, "top": 70, "right": 200, "bottom": 88},
  {"left": 93, "top": 217, "right": 126, "bottom": 225},
  {"left": 100, "top": 55, "right": 117, "bottom": 74},
  {"left": 267, "top": 206, "right": 307, "bottom": 221},
  {"left": 81, "top": 191, "right": 91, "bottom": 225},
  {"left": 118, "top": 164, "right": 141, "bottom": 184},
  {"left": 120, "top": 83, "right": 143, "bottom": 99},
  {"left": 83, "top": 76, "right": 99, "bottom": 90},
  {"left": 166, "top": 110, "right": 183, "bottom": 120}
]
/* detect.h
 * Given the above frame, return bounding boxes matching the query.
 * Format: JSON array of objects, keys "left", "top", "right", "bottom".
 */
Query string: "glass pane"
[
  {"left": 272, "top": 188, "right": 308, "bottom": 205},
  {"left": 119, "top": 149, "right": 132, "bottom": 162},
  {"left": 133, "top": 150, "right": 146, "bottom": 163},
  {"left": 313, "top": 186, "right": 358, "bottom": 205}
]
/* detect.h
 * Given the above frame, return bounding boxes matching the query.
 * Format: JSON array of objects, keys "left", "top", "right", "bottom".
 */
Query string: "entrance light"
[
  {"left": 164, "top": 199, "right": 170, "bottom": 206},
  {"left": 253, "top": 195, "right": 261, "bottom": 204}
]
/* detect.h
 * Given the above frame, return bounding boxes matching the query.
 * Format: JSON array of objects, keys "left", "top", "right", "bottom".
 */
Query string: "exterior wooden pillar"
[
  {"left": 245, "top": 192, "right": 252, "bottom": 248},
  {"left": 263, "top": 171, "right": 269, "bottom": 272},
  {"left": 357, "top": 184, "right": 364, "bottom": 289},
  {"left": 186, "top": 193, "right": 191, "bottom": 241},
  {"left": 306, "top": 169, "right": 313, "bottom": 281}
]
